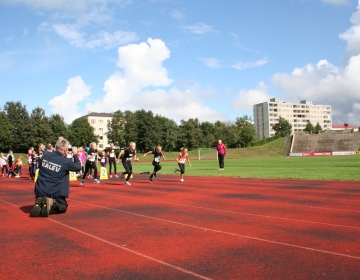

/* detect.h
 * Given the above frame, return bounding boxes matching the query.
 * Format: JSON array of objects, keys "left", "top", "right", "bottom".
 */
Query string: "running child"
[
  {"left": 174, "top": 147, "right": 191, "bottom": 182},
  {"left": 107, "top": 143, "right": 118, "bottom": 178},
  {"left": 143, "top": 146, "right": 165, "bottom": 183},
  {"left": 117, "top": 142, "right": 138, "bottom": 186},
  {"left": 81, "top": 142, "right": 100, "bottom": 185}
]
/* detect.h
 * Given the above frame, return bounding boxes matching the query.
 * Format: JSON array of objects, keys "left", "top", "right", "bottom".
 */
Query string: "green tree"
[
  {"left": 314, "top": 122, "right": 323, "bottom": 134},
  {"left": 68, "top": 117, "right": 98, "bottom": 147},
  {"left": 123, "top": 110, "right": 138, "bottom": 148},
  {"left": 0, "top": 111, "right": 14, "bottom": 151},
  {"left": 272, "top": 116, "right": 292, "bottom": 136},
  {"left": 304, "top": 121, "right": 315, "bottom": 133},
  {"left": 200, "top": 121, "right": 215, "bottom": 148},
  {"left": 31, "top": 107, "right": 53, "bottom": 145},
  {"left": 236, "top": 115, "right": 257, "bottom": 147},
  {"left": 155, "top": 115, "right": 179, "bottom": 152},
  {"left": 49, "top": 114, "right": 69, "bottom": 144},
  {"left": 4, "top": 101, "right": 34, "bottom": 152},
  {"left": 107, "top": 110, "right": 126, "bottom": 146},
  {"left": 178, "top": 118, "right": 204, "bottom": 150},
  {"left": 135, "top": 110, "right": 160, "bottom": 151}
]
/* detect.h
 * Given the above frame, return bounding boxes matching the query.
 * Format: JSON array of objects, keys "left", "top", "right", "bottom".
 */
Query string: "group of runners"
[{"left": 79, "top": 141, "right": 193, "bottom": 186}]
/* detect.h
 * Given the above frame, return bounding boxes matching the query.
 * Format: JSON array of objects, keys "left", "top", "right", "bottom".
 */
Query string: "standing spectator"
[
  {"left": 7, "top": 150, "right": 15, "bottom": 177},
  {"left": 0, "top": 153, "right": 8, "bottom": 177},
  {"left": 27, "top": 148, "right": 34, "bottom": 180},
  {"left": 31, "top": 150, "right": 38, "bottom": 180},
  {"left": 107, "top": 143, "right": 117, "bottom": 178},
  {"left": 30, "top": 138, "right": 81, "bottom": 217},
  {"left": 216, "top": 140, "right": 226, "bottom": 170}
]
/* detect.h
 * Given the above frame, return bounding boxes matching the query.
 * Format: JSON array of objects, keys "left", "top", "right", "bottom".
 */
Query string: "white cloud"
[
  {"left": 198, "top": 57, "right": 221, "bottom": 69},
  {"left": 180, "top": 23, "right": 216, "bottom": 35},
  {"left": 84, "top": 38, "right": 226, "bottom": 123},
  {"left": 50, "top": 23, "right": 138, "bottom": 50},
  {"left": 322, "top": 0, "right": 349, "bottom": 5},
  {"left": 49, "top": 76, "right": 91, "bottom": 123},
  {"left": 171, "top": 9, "right": 185, "bottom": 20},
  {"left": 233, "top": 82, "right": 271, "bottom": 111},
  {"left": 232, "top": 58, "right": 268, "bottom": 70}
]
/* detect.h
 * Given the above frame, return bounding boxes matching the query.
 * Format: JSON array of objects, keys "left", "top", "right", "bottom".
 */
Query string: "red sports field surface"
[{"left": 1, "top": 174, "right": 360, "bottom": 279}]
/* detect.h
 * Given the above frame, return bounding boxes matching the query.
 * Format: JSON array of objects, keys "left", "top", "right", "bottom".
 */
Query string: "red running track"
[{"left": 1, "top": 173, "right": 360, "bottom": 279}]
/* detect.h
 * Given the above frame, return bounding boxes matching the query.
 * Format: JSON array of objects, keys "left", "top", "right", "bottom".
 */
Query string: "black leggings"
[
  {"left": 218, "top": 154, "right": 225, "bottom": 169},
  {"left": 109, "top": 157, "right": 117, "bottom": 174},
  {"left": 83, "top": 161, "right": 97, "bottom": 179},
  {"left": 122, "top": 161, "right": 132, "bottom": 181},
  {"left": 1, "top": 165, "right": 8, "bottom": 174},
  {"left": 178, "top": 163, "right": 185, "bottom": 174},
  {"left": 150, "top": 161, "right": 162, "bottom": 178}
]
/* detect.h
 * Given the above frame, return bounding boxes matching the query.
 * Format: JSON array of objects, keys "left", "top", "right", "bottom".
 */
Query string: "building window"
[
  {"left": 91, "top": 119, "right": 96, "bottom": 124},
  {"left": 99, "top": 120, "right": 103, "bottom": 124},
  {"left": 99, "top": 136, "right": 103, "bottom": 140},
  {"left": 99, "top": 144, "right": 103, "bottom": 148}
]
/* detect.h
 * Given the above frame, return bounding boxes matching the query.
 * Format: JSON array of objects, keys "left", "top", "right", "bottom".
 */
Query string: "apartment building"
[
  {"left": 253, "top": 98, "right": 332, "bottom": 139},
  {"left": 84, "top": 112, "right": 113, "bottom": 150}
]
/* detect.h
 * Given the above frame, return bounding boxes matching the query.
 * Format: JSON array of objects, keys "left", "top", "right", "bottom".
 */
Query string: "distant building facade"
[
  {"left": 84, "top": 112, "right": 113, "bottom": 150},
  {"left": 253, "top": 98, "right": 332, "bottom": 139}
]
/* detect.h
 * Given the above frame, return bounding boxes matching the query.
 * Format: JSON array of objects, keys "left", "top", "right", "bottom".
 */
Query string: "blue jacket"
[{"left": 34, "top": 151, "right": 81, "bottom": 198}]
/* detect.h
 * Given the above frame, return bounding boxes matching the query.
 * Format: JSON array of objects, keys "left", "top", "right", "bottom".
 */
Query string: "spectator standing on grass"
[
  {"left": 0, "top": 153, "right": 8, "bottom": 177},
  {"left": 107, "top": 143, "right": 118, "bottom": 178},
  {"left": 30, "top": 138, "right": 81, "bottom": 217},
  {"left": 117, "top": 142, "right": 138, "bottom": 186},
  {"left": 174, "top": 147, "right": 191, "bottom": 182},
  {"left": 216, "top": 140, "right": 226, "bottom": 170},
  {"left": 144, "top": 146, "right": 165, "bottom": 184},
  {"left": 81, "top": 142, "right": 100, "bottom": 185}
]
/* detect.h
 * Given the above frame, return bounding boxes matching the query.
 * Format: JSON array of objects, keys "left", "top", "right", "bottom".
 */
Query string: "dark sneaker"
[
  {"left": 148, "top": 177, "right": 153, "bottom": 183},
  {"left": 41, "top": 197, "right": 53, "bottom": 217},
  {"left": 30, "top": 197, "right": 43, "bottom": 217}
]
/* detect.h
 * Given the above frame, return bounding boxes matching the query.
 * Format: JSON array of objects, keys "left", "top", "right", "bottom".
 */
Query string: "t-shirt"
[
  {"left": 122, "top": 148, "right": 135, "bottom": 163},
  {"left": 7, "top": 154, "right": 14, "bottom": 164},
  {"left": 108, "top": 148, "right": 116, "bottom": 158},
  {"left": 152, "top": 150, "right": 163, "bottom": 163},
  {"left": 86, "top": 149, "right": 97, "bottom": 162}
]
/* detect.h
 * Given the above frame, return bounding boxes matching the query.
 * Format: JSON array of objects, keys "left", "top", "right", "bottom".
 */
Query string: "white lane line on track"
[
  {"left": 68, "top": 198, "right": 360, "bottom": 261},
  {"left": 0, "top": 198, "right": 212, "bottom": 280},
  {"left": 81, "top": 190, "right": 360, "bottom": 231}
]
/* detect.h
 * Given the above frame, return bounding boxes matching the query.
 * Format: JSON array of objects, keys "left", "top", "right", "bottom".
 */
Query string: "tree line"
[{"left": 0, "top": 101, "right": 297, "bottom": 153}]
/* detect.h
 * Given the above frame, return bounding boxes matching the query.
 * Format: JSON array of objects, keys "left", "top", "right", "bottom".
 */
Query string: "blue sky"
[{"left": 1, "top": 0, "right": 359, "bottom": 125}]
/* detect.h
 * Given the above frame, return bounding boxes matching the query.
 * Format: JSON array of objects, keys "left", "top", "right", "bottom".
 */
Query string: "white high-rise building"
[
  {"left": 84, "top": 112, "right": 113, "bottom": 150},
  {"left": 253, "top": 98, "right": 332, "bottom": 139}
]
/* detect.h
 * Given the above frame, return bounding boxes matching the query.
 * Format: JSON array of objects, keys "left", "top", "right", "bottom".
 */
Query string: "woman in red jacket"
[{"left": 216, "top": 140, "right": 226, "bottom": 170}]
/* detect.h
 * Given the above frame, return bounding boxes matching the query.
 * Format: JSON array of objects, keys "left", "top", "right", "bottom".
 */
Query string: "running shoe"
[
  {"left": 81, "top": 179, "right": 85, "bottom": 186},
  {"left": 94, "top": 179, "right": 100, "bottom": 184},
  {"left": 148, "top": 177, "right": 153, "bottom": 183},
  {"left": 173, "top": 168, "right": 177, "bottom": 174},
  {"left": 180, "top": 179, "right": 184, "bottom": 182},
  {"left": 125, "top": 181, "right": 131, "bottom": 186},
  {"left": 110, "top": 175, "right": 112, "bottom": 178},
  {"left": 115, "top": 174, "right": 118, "bottom": 178}
]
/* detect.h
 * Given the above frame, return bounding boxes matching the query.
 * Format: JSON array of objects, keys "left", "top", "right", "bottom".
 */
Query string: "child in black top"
[
  {"left": 143, "top": 146, "right": 165, "bottom": 183},
  {"left": 117, "top": 142, "right": 138, "bottom": 186},
  {"left": 107, "top": 143, "right": 117, "bottom": 178}
]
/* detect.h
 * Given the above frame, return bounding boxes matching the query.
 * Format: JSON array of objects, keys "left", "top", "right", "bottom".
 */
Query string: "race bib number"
[
  {"left": 179, "top": 158, "right": 186, "bottom": 163},
  {"left": 101, "top": 158, "right": 105, "bottom": 163},
  {"left": 69, "top": 171, "right": 77, "bottom": 181},
  {"left": 154, "top": 156, "right": 161, "bottom": 162},
  {"left": 100, "top": 167, "right": 108, "bottom": 180},
  {"left": 126, "top": 157, "right": 132, "bottom": 162}
]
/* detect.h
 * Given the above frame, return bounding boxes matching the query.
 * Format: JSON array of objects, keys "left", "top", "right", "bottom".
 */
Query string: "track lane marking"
[{"left": 0, "top": 198, "right": 213, "bottom": 280}]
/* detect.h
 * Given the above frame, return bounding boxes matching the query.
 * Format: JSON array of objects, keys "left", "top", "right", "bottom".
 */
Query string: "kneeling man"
[{"left": 31, "top": 137, "right": 81, "bottom": 217}]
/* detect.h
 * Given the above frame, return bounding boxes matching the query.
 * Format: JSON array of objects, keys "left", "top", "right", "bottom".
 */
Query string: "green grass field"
[{"left": 8, "top": 137, "right": 360, "bottom": 181}]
